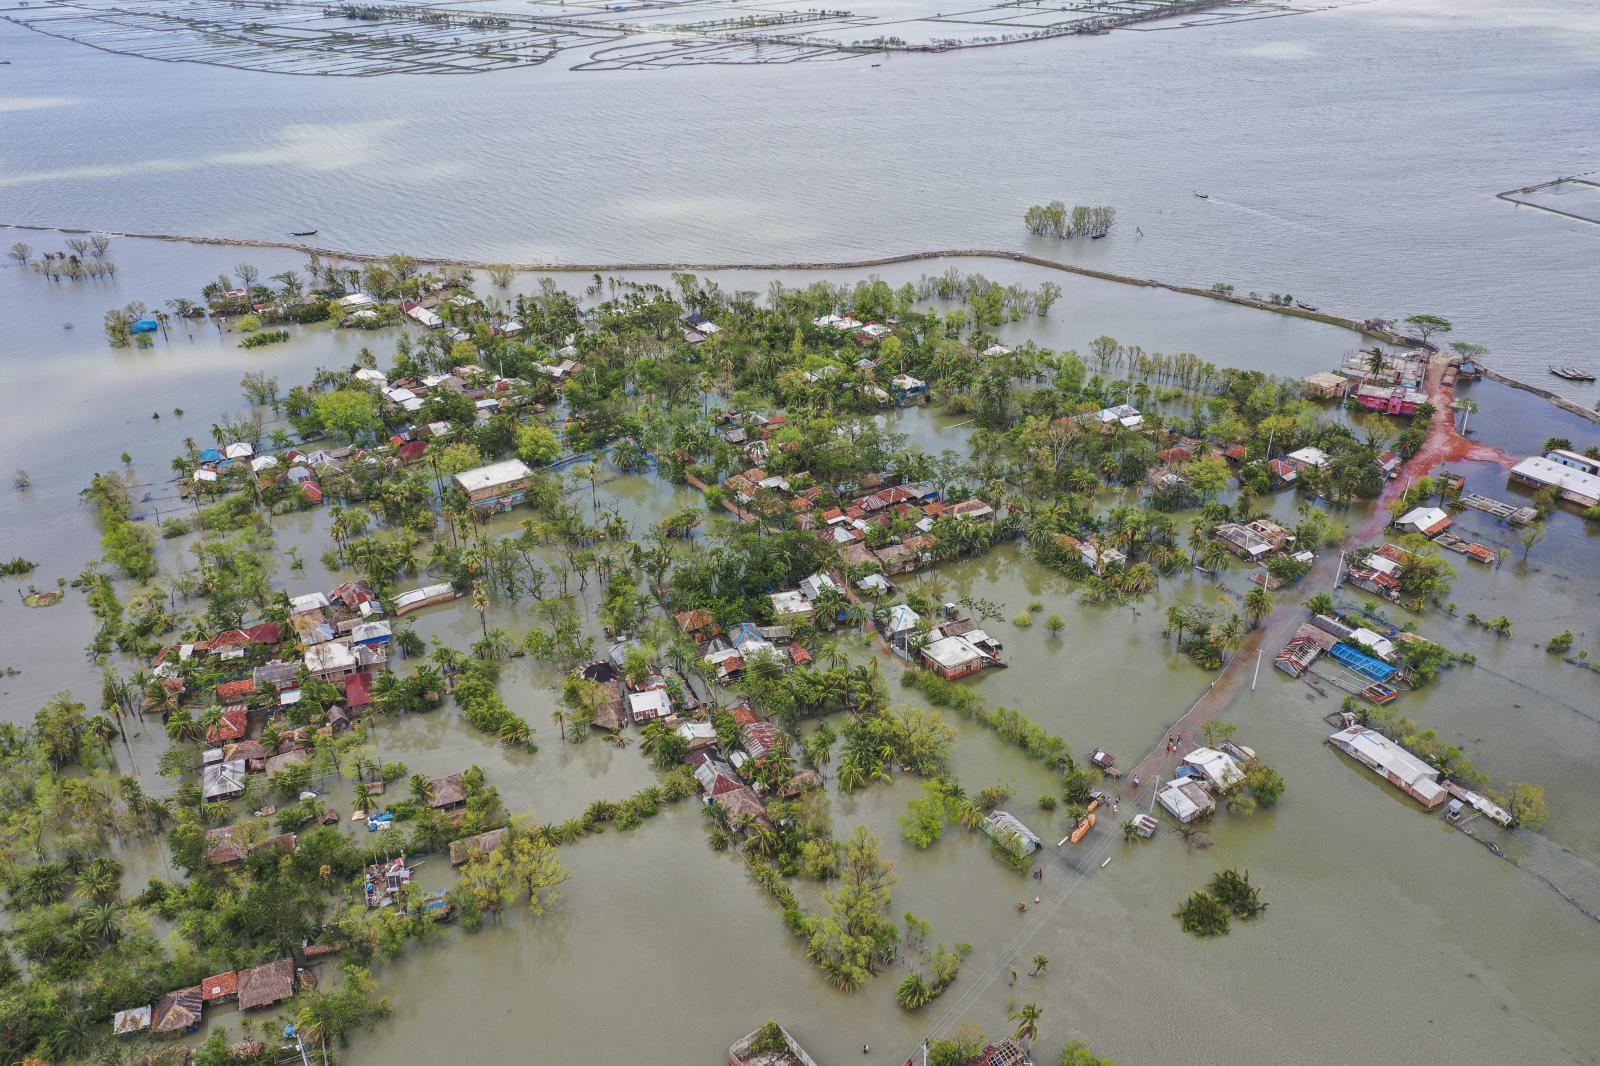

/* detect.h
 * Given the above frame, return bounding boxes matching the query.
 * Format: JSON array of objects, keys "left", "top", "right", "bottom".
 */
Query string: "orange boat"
[{"left": 1069, "top": 812, "right": 1097, "bottom": 844}]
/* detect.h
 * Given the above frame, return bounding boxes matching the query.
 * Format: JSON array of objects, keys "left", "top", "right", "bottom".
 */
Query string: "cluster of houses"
[
  {"left": 719, "top": 463, "right": 997, "bottom": 577},
  {"left": 361, "top": 361, "right": 538, "bottom": 419},
  {"left": 1341, "top": 542, "right": 1419, "bottom": 603},
  {"left": 1211, "top": 518, "right": 1299, "bottom": 562},
  {"left": 571, "top": 640, "right": 703, "bottom": 731},
  {"left": 112, "top": 958, "right": 299, "bottom": 1041},
  {"left": 1155, "top": 742, "right": 1258, "bottom": 824},
  {"left": 154, "top": 581, "right": 396, "bottom": 805},
  {"left": 187, "top": 439, "right": 344, "bottom": 505},
  {"left": 875, "top": 602, "right": 1005, "bottom": 679},
  {"left": 1301, "top": 349, "right": 1433, "bottom": 417}
]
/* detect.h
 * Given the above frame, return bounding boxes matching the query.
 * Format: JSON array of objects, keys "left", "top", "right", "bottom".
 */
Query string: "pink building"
[{"left": 1354, "top": 382, "right": 1427, "bottom": 416}]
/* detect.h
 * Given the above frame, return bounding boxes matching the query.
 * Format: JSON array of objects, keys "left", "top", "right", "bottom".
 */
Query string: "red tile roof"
[
  {"left": 201, "top": 971, "right": 239, "bottom": 1002},
  {"left": 242, "top": 622, "right": 283, "bottom": 644},
  {"left": 217, "top": 678, "right": 257, "bottom": 701},
  {"left": 205, "top": 706, "right": 249, "bottom": 743},
  {"left": 729, "top": 705, "right": 759, "bottom": 726}
]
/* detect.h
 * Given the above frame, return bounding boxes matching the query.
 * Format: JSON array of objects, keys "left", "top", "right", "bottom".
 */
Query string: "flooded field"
[{"left": 3, "top": 242, "right": 1599, "bottom": 1066}]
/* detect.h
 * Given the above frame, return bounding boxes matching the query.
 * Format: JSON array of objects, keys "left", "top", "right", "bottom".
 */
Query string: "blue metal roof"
[{"left": 1329, "top": 642, "right": 1396, "bottom": 682}]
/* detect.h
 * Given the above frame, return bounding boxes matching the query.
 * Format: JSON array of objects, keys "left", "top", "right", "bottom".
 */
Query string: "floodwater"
[
  {"left": 3, "top": 238, "right": 1599, "bottom": 1065},
  {"left": 3, "top": 0, "right": 1600, "bottom": 398}
]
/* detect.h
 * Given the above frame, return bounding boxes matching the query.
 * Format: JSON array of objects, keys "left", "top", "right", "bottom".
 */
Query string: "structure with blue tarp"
[{"left": 1329, "top": 642, "right": 1396, "bottom": 683}]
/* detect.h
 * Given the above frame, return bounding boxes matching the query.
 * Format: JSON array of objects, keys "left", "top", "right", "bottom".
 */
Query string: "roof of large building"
[
  {"left": 453, "top": 458, "right": 534, "bottom": 493},
  {"left": 1329, "top": 726, "right": 1444, "bottom": 803},
  {"left": 1512, "top": 455, "right": 1600, "bottom": 501}
]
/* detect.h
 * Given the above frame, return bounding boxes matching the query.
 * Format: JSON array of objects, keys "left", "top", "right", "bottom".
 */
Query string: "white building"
[
  {"left": 1509, "top": 454, "right": 1600, "bottom": 508},
  {"left": 1328, "top": 726, "right": 1447, "bottom": 809},
  {"left": 1394, "top": 506, "right": 1452, "bottom": 537},
  {"left": 627, "top": 688, "right": 672, "bottom": 724},
  {"left": 1158, "top": 779, "right": 1216, "bottom": 823},
  {"left": 1097, "top": 404, "right": 1143, "bottom": 429},
  {"left": 769, "top": 590, "right": 813, "bottom": 618},
  {"left": 1286, "top": 446, "right": 1330, "bottom": 469},
  {"left": 1181, "top": 747, "right": 1246, "bottom": 791}
]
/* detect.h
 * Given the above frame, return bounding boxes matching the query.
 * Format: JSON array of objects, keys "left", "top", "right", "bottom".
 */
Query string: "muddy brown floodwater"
[{"left": 1, "top": 241, "right": 1598, "bottom": 1065}]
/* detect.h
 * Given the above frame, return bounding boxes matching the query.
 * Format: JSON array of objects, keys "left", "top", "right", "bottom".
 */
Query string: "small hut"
[
  {"left": 449, "top": 827, "right": 510, "bottom": 866},
  {"left": 113, "top": 1005, "right": 152, "bottom": 1036},
  {"left": 427, "top": 773, "right": 467, "bottom": 810}
]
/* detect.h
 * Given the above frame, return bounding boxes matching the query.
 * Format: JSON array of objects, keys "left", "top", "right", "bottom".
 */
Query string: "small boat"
[
  {"left": 1549, "top": 366, "right": 1597, "bottom": 382},
  {"left": 1295, "top": 301, "right": 1320, "bottom": 311},
  {"left": 1193, "top": 191, "right": 1209, "bottom": 199},
  {"left": 1090, "top": 232, "right": 1105, "bottom": 240},
  {"left": 290, "top": 229, "right": 318, "bottom": 237}
]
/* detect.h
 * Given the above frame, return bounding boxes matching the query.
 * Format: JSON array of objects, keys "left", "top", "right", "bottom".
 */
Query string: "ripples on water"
[{"left": 1, "top": 0, "right": 1598, "bottom": 393}]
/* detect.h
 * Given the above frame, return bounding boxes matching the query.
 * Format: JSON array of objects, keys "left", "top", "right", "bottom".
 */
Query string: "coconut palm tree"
[
  {"left": 1243, "top": 587, "right": 1273, "bottom": 630},
  {"left": 1200, "top": 539, "right": 1231, "bottom": 581},
  {"left": 1029, "top": 953, "right": 1049, "bottom": 976},
  {"left": 1010, "top": 1003, "right": 1043, "bottom": 1044}
]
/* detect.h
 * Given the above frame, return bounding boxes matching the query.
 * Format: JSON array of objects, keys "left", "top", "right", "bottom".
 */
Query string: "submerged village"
[{"left": 3, "top": 243, "right": 1600, "bottom": 1066}]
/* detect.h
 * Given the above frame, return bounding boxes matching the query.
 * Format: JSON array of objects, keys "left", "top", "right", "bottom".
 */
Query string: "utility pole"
[{"left": 1251, "top": 648, "right": 1262, "bottom": 691}]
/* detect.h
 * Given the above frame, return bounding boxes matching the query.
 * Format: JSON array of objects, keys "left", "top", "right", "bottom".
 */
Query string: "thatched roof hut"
[
  {"left": 237, "top": 959, "right": 295, "bottom": 1011},
  {"left": 449, "top": 827, "right": 510, "bottom": 866},
  {"left": 427, "top": 773, "right": 467, "bottom": 809}
]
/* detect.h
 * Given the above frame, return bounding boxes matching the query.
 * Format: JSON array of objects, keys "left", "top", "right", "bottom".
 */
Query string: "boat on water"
[
  {"left": 290, "top": 229, "right": 318, "bottom": 237},
  {"left": 1549, "top": 366, "right": 1597, "bottom": 382},
  {"left": 1193, "top": 191, "right": 1209, "bottom": 199}
]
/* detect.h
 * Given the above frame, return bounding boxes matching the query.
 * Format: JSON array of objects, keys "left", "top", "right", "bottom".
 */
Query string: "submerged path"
[
  {"left": 911, "top": 355, "right": 1522, "bottom": 1057},
  {"left": 1126, "top": 353, "right": 1515, "bottom": 792}
]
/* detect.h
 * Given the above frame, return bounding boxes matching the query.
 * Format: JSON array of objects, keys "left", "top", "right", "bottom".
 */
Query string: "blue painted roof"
[{"left": 1329, "top": 643, "right": 1396, "bottom": 682}]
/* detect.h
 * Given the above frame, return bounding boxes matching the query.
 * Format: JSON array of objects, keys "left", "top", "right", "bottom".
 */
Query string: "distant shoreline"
[{"left": 7, "top": 219, "right": 1598, "bottom": 427}]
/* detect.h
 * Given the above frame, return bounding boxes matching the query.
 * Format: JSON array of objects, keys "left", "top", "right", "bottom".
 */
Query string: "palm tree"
[
  {"left": 1165, "top": 604, "right": 1187, "bottom": 643},
  {"left": 81, "top": 901, "right": 124, "bottom": 944},
  {"left": 472, "top": 582, "right": 489, "bottom": 638},
  {"left": 409, "top": 773, "right": 434, "bottom": 805},
  {"left": 76, "top": 857, "right": 123, "bottom": 904},
  {"left": 897, "top": 971, "right": 932, "bottom": 1009},
  {"left": 1010, "top": 1002, "right": 1043, "bottom": 1044},
  {"left": 1200, "top": 539, "right": 1231, "bottom": 580},
  {"left": 1243, "top": 587, "right": 1273, "bottom": 630},
  {"left": 1218, "top": 614, "right": 1246, "bottom": 661},
  {"left": 1029, "top": 953, "right": 1049, "bottom": 976}
]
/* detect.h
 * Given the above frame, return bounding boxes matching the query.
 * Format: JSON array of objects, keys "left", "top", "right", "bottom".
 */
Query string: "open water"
[{"left": 2, "top": 0, "right": 1599, "bottom": 395}]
